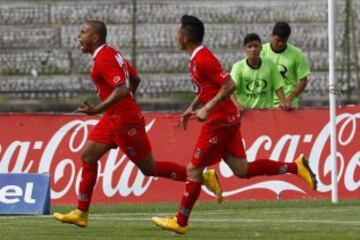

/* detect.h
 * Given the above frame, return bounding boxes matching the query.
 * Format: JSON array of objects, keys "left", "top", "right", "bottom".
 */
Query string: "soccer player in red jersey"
[
  {"left": 152, "top": 15, "right": 317, "bottom": 234},
  {"left": 53, "top": 20, "right": 220, "bottom": 228}
]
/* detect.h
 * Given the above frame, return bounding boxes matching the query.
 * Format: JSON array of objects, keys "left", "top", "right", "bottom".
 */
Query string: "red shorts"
[
  {"left": 191, "top": 123, "right": 246, "bottom": 167},
  {"left": 88, "top": 116, "right": 151, "bottom": 163}
]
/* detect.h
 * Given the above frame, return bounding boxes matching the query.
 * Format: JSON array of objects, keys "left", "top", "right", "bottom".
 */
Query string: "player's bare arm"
[
  {"left": 196, "top": 77, "right": 236, "bottom": 121},
  {"left": 287, "top": 77, "right": 308, "bottom": 103},
  {"left": 276, "top": 87, "right": 292, "bottom": 111},
  {"left": 231, "top": 94, "right": 245, "bottom": 112},
  {"left": 75, "top": 84, "right": 129, "bottom": 115},
  {"left": 180, "top": 96, "right": 201, "bottom": 130},
  {"left": 129, "top": 74, "right": 141, "bottom": 96}
]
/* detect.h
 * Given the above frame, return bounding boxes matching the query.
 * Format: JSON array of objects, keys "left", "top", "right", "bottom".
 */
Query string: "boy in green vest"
[
  {"left": 261, "top": 22, "right": 310, "bottom": 107},
  {"left": 231, "top": 33, "right": 290, "bottom": 110}
]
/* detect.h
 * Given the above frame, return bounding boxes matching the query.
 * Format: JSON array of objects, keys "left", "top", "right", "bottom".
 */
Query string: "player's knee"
[
  {"left": 81, "top": 152, "right": 97, "bottom": 164},
  {"left": 186, "top": 164, "right": 203, "bottom": 182},
  {"left": 140, "top": 168, "right": 153, "bottom": 176},
  {"left": 234, "top": 170, "right": 247, "bottom": 178},
  {"left": 137, "top": 155, "right": 156, "bottom": 176}
]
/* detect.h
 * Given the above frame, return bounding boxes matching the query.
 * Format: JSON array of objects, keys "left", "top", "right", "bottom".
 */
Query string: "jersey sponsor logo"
[
  {"left": 245, "top": 79, "right": 268, "bottom": 93},
  {"left": 277, "top": 64, "right": 288, "bottom": 79}
]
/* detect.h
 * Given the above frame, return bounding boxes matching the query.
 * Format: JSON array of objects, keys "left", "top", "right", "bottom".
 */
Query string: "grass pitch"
[{"left": 1, "top": 200, "right": 360, "bottom": 240}]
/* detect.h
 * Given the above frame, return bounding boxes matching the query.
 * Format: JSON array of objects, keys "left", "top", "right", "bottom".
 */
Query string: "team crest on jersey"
[{"left": 113, "top": 76, "right": 121, "bottom": 83}]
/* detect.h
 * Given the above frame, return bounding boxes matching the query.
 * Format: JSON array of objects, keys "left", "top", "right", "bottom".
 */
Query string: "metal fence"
[{"left": 0, "top": 0, "right": 359, "bottom": 110}]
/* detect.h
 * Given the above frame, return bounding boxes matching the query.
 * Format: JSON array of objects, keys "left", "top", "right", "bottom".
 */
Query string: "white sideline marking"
[
  {"left": 0, "top": 206, "right": 359, "bottom": 219},
  {"left": 1, "top": 215, "right": 360, "bottom": 225},
  {"left": 91, "top": 217, "right": 360, "bottom": 225}
]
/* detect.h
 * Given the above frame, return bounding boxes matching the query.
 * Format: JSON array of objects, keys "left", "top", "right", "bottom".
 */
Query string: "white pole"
[{"left": 328, "top": 0, "right": 338, "bottom": 203}]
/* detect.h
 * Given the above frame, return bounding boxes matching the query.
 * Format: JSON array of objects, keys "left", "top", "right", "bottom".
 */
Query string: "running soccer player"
[
  {"left": 261, "top": 21, "right": 310, "bottom": 108},
  {"left": 231, "top": 33, "right": 290, "bottom": 110},
  {"left": 152, "top": 15, "right": 317, "bottom": 235},
  {"left": 53, "top": 20, "right": 219, "bottom": 228}
]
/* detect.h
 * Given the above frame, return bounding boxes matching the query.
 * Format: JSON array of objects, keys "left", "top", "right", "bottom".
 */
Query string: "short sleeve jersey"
[
  {"left": 190, "top": 46, "right": 240, "bottom": 125},
  {"left": 261, "top": 43, "right": 310, "bottom": 107},
  {"left": 91, "top": 45, "right": 144, "bottom": 126},
  {"left": 230, "top": 57, "right": 284, "bottom": 109}
]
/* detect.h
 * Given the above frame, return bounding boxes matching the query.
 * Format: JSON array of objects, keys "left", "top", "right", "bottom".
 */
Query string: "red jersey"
[
  {"left": 91, "top": 45, "right": 144, "bottom": 126},
  {"left": 190, "top": 46, "right": 240, "bottom": 125}
]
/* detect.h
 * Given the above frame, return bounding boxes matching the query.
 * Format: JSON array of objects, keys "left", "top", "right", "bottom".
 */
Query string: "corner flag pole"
[{"left": 328, "top": 0, "right": 338, "bottom": 203}]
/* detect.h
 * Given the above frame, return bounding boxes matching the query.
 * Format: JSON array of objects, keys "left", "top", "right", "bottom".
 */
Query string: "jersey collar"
[
  {"left": 92, "top": 44, "right": 106, "bottom": 60},
  {"left": 190, "top": 45, "right": 204, "bottom": 60},
  {"left": 270, "top": 43, "right": 287, "bottom": 54}
]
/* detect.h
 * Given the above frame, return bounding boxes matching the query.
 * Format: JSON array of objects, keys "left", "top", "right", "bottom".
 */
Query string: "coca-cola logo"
[
  {"left": 0, "top": 110, "right": 359, "bottom": 203},
  {"left": 202, "top": 112, "right": 360, "bottom": 197},
  {"left": 0, "top": 118, "right": 157, "bottom": 200}
]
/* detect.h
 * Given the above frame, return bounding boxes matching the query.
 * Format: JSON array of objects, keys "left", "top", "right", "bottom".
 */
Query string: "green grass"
[{"left": 1, "top": 200, "right": 360, "bottom": 240}]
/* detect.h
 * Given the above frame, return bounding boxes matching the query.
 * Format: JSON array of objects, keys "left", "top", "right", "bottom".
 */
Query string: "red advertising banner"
[{"left": 0, "top": 106, "right": 359, "bottom": 204}]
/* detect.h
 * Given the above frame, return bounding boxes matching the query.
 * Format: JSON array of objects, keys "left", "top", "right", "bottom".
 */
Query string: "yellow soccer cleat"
[
  {"left": 152, "top": 216, "right": 188, "bottom": 235},
  {"left": 53, "top": 209, "right": 88, "bottom": 227},
  {"left": 203, "top": 169, "right": 223, "bottom": 203},
  {"left": 295, "top": 156, "right": 318, "bottom": 191}
]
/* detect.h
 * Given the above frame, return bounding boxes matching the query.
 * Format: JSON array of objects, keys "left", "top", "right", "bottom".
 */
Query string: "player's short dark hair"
[
  {"left": 272, "top": 21, "right": 291, "bottom": 39},
  {"left": 86, "top": 20, "right": 107, "bottom": 44},
  {"left": 243, "top": 33, "right": 261, "bottom": 46},
  {"left": 180, "top": 15, "right": 205, "bottom": 44}
]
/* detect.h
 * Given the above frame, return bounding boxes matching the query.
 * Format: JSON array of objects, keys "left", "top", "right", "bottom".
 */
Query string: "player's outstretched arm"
[
  {"left": 126, "top": 61, "right": 141, "bottom": 96},
  {"left": 129, "top": 74, "right": 141, "bottom": 96},
  {"left": 231, "top": 94, "right": 245, "bottom": 112},
  {"left": 75, "top": 84, "right": 129, "bottom": 115},
  {"left": 179, "top": 96, "right": 200, "bottom": 130}
]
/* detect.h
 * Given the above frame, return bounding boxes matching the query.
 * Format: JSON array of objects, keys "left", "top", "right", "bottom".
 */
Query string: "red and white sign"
[{"left": 0, "top": 106, "right": 359, "bottom": 204}]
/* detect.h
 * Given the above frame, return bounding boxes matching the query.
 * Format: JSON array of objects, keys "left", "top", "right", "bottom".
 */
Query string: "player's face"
[
  {"left": 177, "top": 27, "right": 187, "bottom": 50},
  {"left": 244, "top": 40, "right": 261, "bottom": 60},
  {"left": 271, "top": 35, "right": 288, "bottom": 52},
  {"left": 78, "top": 23, "right": 95, "bottom": 53}
]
